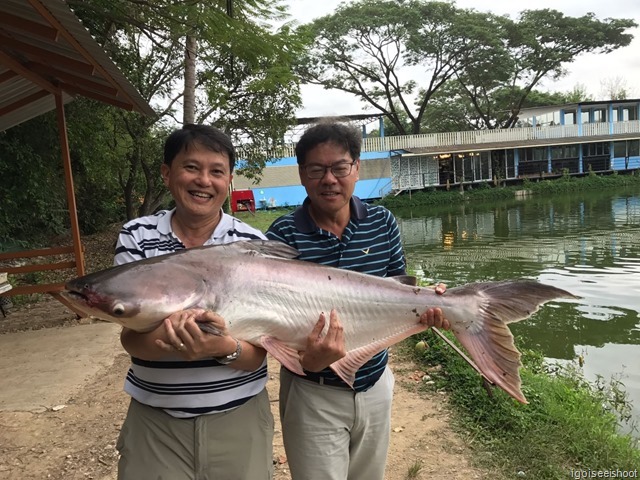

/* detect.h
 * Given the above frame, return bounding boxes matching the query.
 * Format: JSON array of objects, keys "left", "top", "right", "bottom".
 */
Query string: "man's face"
[
  {"left": 161, "top": 143, "right": 232, "bottom": 220},
  {"left": 299, "top": 142, "right": 359, "bottom": 218}
]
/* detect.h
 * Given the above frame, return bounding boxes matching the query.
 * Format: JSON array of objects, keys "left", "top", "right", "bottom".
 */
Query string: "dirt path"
[{"left": 0, "top": 299, "right": 486, "bottom": 480}]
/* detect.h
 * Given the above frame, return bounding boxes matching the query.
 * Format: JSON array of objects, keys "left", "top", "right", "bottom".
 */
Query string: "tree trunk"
[{"left": 183, "top": 35, "right": 197, "bottom": 125}]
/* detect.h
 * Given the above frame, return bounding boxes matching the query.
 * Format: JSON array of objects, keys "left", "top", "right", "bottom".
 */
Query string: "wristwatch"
[{"left": 215, "top": 338, "right": 242, "bottom": 365}]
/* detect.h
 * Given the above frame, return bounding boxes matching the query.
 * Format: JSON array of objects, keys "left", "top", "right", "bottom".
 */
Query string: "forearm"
[
  {"left": 226, "top": 339, "right": 268, "bottom": 371},
  {"left": 120, "top": 327, "right": 172, "bottom": 361},
  {"left": 121, "top": 326, "right": 267, "bottom": 370}
]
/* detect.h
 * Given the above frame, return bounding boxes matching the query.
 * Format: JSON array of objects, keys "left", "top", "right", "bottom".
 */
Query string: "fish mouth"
[{"left": 60, "top": 290, "right": 90, "bottom": 305}]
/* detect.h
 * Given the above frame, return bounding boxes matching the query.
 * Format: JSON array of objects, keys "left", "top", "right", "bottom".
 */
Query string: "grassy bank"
[
  {"left": 403, "top": 331, "right": 640, "bottom": 478},
  {"left": 378, "top": 170, "right": 640, "bottom": 210}
]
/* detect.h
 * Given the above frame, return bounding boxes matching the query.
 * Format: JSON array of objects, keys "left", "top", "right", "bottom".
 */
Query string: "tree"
[
  {"left": 453, "top": 9, "right": 636, "bottom": 129},
  {"left": 599, "top": 76, "right": 632, "bottom": 101},
  {"left": 297, "top": 0, "right": 636, "bottom": 133},
  {"left": 297, "top": 0, "right": 500, "bottom": 135},
  {"left": 67, "top": 0, "right": 304, "bottom": 218}
]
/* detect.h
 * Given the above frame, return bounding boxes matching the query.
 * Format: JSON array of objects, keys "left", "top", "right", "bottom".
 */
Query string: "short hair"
[
  {"left": 295, "top": 121, "right": 362, "bottom": 165},
  {"left": 163, "top": 124, "right": 236, "bottom": 171}
]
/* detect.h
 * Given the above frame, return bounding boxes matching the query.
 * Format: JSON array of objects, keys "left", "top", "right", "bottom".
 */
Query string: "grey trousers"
[
  {"left": 116, "top": 389, "right": 274, "bottom": 480},
  {"left": 279, "top": 366, "right": 395, "bottom": 480}
]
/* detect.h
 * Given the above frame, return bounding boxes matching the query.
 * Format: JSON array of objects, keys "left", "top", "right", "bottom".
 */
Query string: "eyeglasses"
[{"left": 303, "top": 161, "right": 357, "bottom": 179}]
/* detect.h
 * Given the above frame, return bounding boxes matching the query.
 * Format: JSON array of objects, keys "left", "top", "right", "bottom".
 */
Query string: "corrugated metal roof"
[{"left": 0, "top": 0, "right": 155, "bottom": 132}]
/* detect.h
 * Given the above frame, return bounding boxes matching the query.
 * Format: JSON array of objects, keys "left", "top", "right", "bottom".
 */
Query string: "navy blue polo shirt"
[{"left": 266, "top": 196, "right": 406, "bottom": 391}]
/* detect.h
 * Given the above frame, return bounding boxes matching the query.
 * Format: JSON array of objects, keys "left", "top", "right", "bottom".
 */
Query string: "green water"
[{"left": 394, "top": 186, "right": 640, "bottom": 429}]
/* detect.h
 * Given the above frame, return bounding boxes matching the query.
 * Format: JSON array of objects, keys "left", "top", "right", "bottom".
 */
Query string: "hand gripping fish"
[{"left": 61, "top": 240, "right": 577, "bottom": 403}]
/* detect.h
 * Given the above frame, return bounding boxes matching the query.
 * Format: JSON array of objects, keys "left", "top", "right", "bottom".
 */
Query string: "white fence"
[{"left": 236, "top": 120, "right": 640, "bottom": 160}]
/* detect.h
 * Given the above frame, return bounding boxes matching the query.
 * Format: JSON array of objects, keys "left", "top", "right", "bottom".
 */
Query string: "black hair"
[
  {"left": 295, "top": 121, "right": 361, "bottom": 165},
  {"left": 163, "top": 124, "right": 236, "bottom": 171}
]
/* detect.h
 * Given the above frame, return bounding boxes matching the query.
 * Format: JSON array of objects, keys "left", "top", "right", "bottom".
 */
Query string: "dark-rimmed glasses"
[{"left": 303, "top": 161, "right": 356, "bottom": 179}]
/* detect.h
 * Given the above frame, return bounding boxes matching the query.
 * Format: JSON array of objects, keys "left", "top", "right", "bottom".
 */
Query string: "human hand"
[
  {"left": 299, "top": 309, "right": 346, "bottom": 372},
  {"left": 433, "top": 282, "right": 446, "bottom": 295},
  {"left": 156, "top": 309, "right": 237, "bottom": 361},
  {"left": 420, "top": 283, "right": 450, "bottom": 330}
]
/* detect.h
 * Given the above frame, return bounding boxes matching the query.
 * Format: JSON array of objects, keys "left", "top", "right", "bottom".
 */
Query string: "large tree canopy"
[
  {"left": 298, "top": 0, "right": 636, "bottom": 134},
  {"left": 64, "top": 0, "right": 305, "bottom": 217}
]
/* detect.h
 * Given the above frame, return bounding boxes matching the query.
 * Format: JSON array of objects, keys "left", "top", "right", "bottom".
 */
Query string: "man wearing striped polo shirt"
[
  {"left": 267, "top": 122, "right": 449, "bottom": 480},
  {"left": 114, "top": 124, "right": 273, "bottom": 479}
]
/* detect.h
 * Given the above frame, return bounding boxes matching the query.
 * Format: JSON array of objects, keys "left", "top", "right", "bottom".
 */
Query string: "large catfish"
[{"left": 61, "top": 240, "right": 576, "bottom": 403}]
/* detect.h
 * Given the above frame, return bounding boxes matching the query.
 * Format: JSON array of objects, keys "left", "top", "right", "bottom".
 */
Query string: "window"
[{"left": 583, "top": 142, "right": 610, "bottom": 157}]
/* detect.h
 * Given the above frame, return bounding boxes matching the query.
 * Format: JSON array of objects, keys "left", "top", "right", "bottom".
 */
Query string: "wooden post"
[{"left": 55, "top": 94, "right": 85, "bottom": 276}]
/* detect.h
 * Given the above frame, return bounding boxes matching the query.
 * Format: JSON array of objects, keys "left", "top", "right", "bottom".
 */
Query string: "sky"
[{"left": 285, "top": 0, "right": 640, "bottom": 118}]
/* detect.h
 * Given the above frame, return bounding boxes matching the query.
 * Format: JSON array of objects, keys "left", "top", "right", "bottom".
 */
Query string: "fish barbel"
[{"left": 61, "top": 240, "right": 577, "bottom": 403}]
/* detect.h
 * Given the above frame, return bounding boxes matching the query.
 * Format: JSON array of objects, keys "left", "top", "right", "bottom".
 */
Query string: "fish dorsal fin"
[
  {"left": 388, "top": 275, "right": 418, "bottom": 286},
  {"left": 217, "top": 239, "right": 300, "bottom": 259}
]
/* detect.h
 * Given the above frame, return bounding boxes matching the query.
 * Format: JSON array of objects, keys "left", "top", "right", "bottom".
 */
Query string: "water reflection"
[{"left": 395, "top": 187, "right": 640, "bottom": 427}]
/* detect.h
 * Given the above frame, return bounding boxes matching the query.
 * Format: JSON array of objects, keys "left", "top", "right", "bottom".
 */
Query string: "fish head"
[{"left": 62, "top": 260, "right": 208, "bottom": 332}]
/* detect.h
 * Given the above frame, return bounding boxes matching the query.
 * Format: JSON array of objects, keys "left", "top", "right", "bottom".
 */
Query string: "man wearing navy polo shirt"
[{"left": 267, "top": 122, "right": 450, "bottom": 480}]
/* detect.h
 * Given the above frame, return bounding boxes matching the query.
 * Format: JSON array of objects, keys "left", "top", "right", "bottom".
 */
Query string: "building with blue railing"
[{"left": 233, "top": 99, "right": 640, "bottom": 207}]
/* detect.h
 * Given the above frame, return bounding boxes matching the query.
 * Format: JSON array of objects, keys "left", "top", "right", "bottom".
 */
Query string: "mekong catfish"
[{"left": 61, "top": 240, "right": 576, "bottom": 403}]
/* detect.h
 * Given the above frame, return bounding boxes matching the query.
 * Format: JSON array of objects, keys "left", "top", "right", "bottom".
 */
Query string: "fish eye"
[{"left": 112, "top": 303, "right": 125, "bottom": 316}]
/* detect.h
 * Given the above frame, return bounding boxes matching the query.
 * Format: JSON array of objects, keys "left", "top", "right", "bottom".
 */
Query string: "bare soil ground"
[{"left": 0, "top": 226, "right": 488, "bottom": 479}]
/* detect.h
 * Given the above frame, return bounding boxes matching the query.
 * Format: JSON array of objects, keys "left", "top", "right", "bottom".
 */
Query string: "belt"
[
  {"left": 297, "top": 370, "right": 380, "bottom": 393},
  {"left": 301, "top": 372, "right": 352, "bottom": 389}
]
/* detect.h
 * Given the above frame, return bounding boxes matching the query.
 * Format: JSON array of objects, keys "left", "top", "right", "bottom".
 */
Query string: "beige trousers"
[
  {"left": 116, "top": 389, "right": 274, "bottom": 480},
  {"left": 279, "top": 366, "right": 395, "bottom": 480}
]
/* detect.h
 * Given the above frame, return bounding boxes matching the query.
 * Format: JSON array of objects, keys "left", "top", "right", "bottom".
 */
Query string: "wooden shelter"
[{"left": 0, "top": 0, "right": 154, "bottom": 306}]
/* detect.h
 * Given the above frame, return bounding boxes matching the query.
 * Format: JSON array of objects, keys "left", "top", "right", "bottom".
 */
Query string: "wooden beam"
[
  {"left": 0, "top": 282, "right": 65, "bottom": 296},
  {"left": 0, "top": 48, "right": 60, "bottom": 94},
  {"left": 1, "top": 12, "right": 59, "bottom": 40},
  {"left": 0, "top": 89, "right": 50, "bottom": 117},
  {"left": 3, "top": 261, "right": 77, "bottom": 275},
  {"left": 0, "top": 33, "right": 95, "bottom": 75},
  {"left": 28, "top": 62, "right": 119, "bottom": 96},
  {"left": 0, "top": 70, "right": 19, "bottom": 84},
  {"left": 55, "top": 93, "right": 85, "bottom": 276},
  {"left": 0, "top": 245, "right": 75, "bottom": 261},
  {"left": 61, "top": 83, "right": 136, "bottom": 111}
]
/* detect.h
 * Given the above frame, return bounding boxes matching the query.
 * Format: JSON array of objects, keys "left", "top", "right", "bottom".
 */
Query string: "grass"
[
  {"left": 401, "top": 331, "right": 640, "bottom": 479},
  {"left": 378, "top": 169, "right": 640, "bottom": 210},
  {"left": 233, "top": 207, "right": 294, "bottom": 233},
  {"left": 406, "top": 459, "right": 424, "bottom": 479}
]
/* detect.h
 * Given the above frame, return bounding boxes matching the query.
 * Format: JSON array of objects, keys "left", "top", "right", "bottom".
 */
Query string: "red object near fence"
[{"left": 231, "top": 189, "right": 255, "bottom": 213}]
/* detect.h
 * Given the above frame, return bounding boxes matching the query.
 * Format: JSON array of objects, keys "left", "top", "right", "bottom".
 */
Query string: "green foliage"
[
  {"left": 0, "top": 114, "right": 68, "bottom": 245},
  {"left": 65, "top": 0, "right": 304, "bottom": 217},
  {"left": 406, "top": 330, "right": 640, "bottom": 477},
  {"left": 378, "top": 174, "right": 640, "bottom": 210}
]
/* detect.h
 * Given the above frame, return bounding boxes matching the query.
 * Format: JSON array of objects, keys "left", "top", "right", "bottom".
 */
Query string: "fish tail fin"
[{"left": 448, "top": 281, "right": 576, "bottom": 404}]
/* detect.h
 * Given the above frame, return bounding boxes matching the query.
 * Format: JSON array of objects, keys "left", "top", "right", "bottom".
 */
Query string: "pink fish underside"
[{"left": 260, "top": 323, "right": 427, "bottom": 387}]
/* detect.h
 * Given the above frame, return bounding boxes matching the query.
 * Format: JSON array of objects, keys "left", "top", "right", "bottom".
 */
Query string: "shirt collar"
[
  {"left": 161, "top": 208, "right": 229, "bottom": 243},
  {"left": 293, "top": 196, "right": 367, "bottom": 234}
]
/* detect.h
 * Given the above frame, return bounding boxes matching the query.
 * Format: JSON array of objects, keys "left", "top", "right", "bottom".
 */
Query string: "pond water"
[{"left": 394, "top": 186, "right": 640, "bottom": 432}]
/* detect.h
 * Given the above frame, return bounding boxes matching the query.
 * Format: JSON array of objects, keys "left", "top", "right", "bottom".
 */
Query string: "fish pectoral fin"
[
  {"left": 330, "top": 323, "right": 428, "bottom": 388},
  {"left": 260, "top": 335, "right": 305, "bottom": 376}
]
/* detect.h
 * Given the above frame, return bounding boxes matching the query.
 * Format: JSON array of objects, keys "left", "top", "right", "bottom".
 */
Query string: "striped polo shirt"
[
  {"left": 266, "top": 196, "right": 406, "bottom": 392},
  {"left": 114, "top": 208, "right": 268, "bottom": 418}
]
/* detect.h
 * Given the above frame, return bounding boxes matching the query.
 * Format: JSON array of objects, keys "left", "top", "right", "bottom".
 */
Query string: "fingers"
[
  {"left": 159, "top": 312, "right": 197, "bottom": 353},
  {"left": 325, "top": 309, "right": 344, "bottom": 343},
  {"left": 308, "top": 312, "right": 327, "bottom": 342},
  {"left": 419, "top": 307, "right": 450, "bottom": 330}
]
